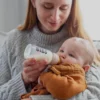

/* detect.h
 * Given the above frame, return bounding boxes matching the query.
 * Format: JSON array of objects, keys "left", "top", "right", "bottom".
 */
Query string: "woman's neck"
[{"left": 30, "top": 24, "right": 68, "bottom": 46}]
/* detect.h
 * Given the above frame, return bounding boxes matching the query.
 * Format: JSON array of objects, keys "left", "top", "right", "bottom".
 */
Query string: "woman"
[{"left": 0, "top": 0, "right": 100, "bottom": 100}]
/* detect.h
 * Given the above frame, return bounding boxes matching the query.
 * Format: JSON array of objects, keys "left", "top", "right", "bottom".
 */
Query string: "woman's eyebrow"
[
  {"left": 62, "top": 4, "right": 69, "bottom": 7},
  {"left": 42, "top": 2, "right": 53, "bottom": 5}
]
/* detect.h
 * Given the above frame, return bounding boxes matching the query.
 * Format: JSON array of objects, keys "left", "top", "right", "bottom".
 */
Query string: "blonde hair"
[
  {"left": 75, "top": 37, "right": 95, "bottom": 65},
  {"left": 18, "top": 0, "right": 36, "bottom": 30},
  {"left": 18, "top": 0, "right": 100, "bottom": 66}
]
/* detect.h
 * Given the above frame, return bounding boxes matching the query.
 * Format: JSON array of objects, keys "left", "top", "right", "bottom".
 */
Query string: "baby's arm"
[{"left": 39, "top": 64, "right": 87, "bottom": 99}]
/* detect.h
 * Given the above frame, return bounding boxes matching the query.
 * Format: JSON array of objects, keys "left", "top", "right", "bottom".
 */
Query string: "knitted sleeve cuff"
[{"left": 5, "top": 72, "right": 27, "bottom": 100}]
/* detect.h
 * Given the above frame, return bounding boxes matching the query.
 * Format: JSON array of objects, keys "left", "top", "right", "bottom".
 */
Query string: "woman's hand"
[{"left": 22, "top": 58, "right": 47, "bottom": 85}]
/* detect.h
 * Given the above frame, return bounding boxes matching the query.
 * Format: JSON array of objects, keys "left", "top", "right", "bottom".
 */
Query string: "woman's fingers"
[
  {"left": 26, "top": 70, "right": 40, "bottom": 82},
  {"left": 22, "top": 58, "right": 47, "bottom": 85},
  {"left": 23, "top": 58, "right": 36, "bottom": 67},
  {"left": 36, "top": 60, "right": 47, "bottom": 71},
  {"left": 23, "top": 65, "right": 38, "bottom": 73}
]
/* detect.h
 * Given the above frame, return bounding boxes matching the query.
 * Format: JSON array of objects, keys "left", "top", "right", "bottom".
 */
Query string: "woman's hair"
[
  {"left": 18, "top": 0, "right": 36, "bottom": 30},
  {"left": 18, "top": 0, "right": 89, "bottom": 39},
  {"left": 18, "top": 0, "right": 100, "bottom": 66}
]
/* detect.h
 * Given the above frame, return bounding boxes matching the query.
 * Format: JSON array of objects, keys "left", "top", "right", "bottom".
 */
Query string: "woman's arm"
[
  {"left": 0, "top": 73, "right": 27, "bottom": 100},
  {"left": 0, "top": 30, "right": 48, "bottom": 100},
  {"left": 0, "top": 40, "right": 27, "bottom": 100},
  {"left": 68, "top": 65, "right": 100, "bottom": 100}
]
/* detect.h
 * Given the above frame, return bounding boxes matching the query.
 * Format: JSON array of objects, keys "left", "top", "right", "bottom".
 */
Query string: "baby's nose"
[{"left": 61, "top": 53, "right": 66, "bottom": 59}]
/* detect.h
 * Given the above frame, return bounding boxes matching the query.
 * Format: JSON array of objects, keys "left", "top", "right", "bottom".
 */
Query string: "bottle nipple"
[{"left": 50, "top": 53, "right": 60, "bottom": 64}]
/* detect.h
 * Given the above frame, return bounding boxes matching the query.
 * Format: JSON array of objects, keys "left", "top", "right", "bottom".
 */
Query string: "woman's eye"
[
  {"left": 60, "top": 7, "right": 67, "bottom": 10},
  {"left": 60, "top": 5, "right": 69, "bottom": 10},
  {"left": 44, "top": 4, "right": 53, "bottom": 9}
]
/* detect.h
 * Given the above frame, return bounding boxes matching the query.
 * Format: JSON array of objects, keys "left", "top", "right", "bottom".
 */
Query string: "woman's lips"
[{"left": 49, "top": 22, "right": 59, "bottom": 27}]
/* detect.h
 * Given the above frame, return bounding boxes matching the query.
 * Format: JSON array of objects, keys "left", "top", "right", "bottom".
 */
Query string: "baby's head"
[{"left": 57, "top": 37, "right": 95, "bottom": 72}]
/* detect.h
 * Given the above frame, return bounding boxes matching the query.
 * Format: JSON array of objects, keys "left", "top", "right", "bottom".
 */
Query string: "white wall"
[
  {"left": 0, "top": 0, "right": 27, "bottom": 32},
  {"left": 0, "top": 0, "right": 28, "bottom": 47},
  {"left": 79, "top": 0, "right": 100, "bottom": 40}
]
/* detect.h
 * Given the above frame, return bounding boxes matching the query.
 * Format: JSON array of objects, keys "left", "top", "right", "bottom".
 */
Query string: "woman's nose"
[{"left": 50, "top": 9, "right": 60, "bottom": 22}]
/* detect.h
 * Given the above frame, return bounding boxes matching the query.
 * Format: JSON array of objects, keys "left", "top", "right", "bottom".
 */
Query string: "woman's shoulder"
[
  {"left": 4, "top": 28, "right": 31, "bottom": 51},
  {"left": 7, "top": 28, "right": 27, "bottom": 40},
  {"left": 6, "top": 27, "right": 34, "bottom": 43}
]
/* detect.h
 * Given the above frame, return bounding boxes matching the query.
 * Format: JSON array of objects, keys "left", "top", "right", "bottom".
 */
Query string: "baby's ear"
[{"left": 83, "top": 65, "right": 90, "bottom": 72}]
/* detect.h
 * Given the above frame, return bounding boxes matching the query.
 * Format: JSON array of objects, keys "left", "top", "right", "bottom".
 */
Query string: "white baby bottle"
[{"left": 24, "top": 44, "right": 60, "bottom": 65}]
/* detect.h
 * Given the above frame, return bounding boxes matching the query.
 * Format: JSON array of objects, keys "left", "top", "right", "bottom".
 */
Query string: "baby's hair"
[{"left": 73, "top": 37, "right": 95, "bottom": 65}]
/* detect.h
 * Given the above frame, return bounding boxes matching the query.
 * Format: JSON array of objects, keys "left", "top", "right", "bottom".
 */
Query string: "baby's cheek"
[
  {"left": 64, "top": 58, "right": 75, "bottom": 64},
  {"left": 62, "top": 59, "right": 70, "bottom": 64}
]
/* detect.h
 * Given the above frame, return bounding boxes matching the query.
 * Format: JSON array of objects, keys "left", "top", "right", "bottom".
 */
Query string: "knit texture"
[
  {"left": 30, "top": 65, "right": 100, "bottom": 100},
  {"left": 0, "top": 24, "right": 68, "bottom": 100},
  {"left": 0, "top": 25, "right": 100, "bottom": 100},
  {"left": 21, "top": 64, "right": 87, "bottom": 99}
]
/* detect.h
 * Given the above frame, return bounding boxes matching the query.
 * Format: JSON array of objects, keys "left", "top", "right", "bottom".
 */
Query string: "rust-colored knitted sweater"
[{"left": 21, "top": 64, "right": 87, "bottom": 99}]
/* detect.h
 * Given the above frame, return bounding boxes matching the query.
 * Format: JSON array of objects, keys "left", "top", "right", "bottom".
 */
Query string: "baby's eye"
[
  {"left": 60, "top": 49, "right": 64, "bottom": 52},
  {"left": 69, "top": 54, "right": 75, "bottom": 58}
]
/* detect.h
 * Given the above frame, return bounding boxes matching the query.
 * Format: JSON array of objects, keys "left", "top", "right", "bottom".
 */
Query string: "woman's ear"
[
  {"left": 83, "top": 65, "right": 90, "bottom": 72},
  {"left": 31, "top": 0, "right": 36, "bottom": 8}
]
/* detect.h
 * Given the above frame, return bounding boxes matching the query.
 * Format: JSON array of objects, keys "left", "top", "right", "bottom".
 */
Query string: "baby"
[{"left": 21, "top": 37, "right": 94, "bottom": 100}]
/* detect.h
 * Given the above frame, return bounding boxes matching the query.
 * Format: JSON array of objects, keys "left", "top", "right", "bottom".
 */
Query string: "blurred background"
[
  {"left": 0, "top": 0, "right": 27, "bottom": 32},
  {"left": 0, "top": 0, "right": 100, "bottom": 46}
]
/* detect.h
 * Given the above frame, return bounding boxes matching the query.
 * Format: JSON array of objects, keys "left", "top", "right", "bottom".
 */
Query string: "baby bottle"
[{"left": 24, "top": 44, "right": 60, "bottom": 65}]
